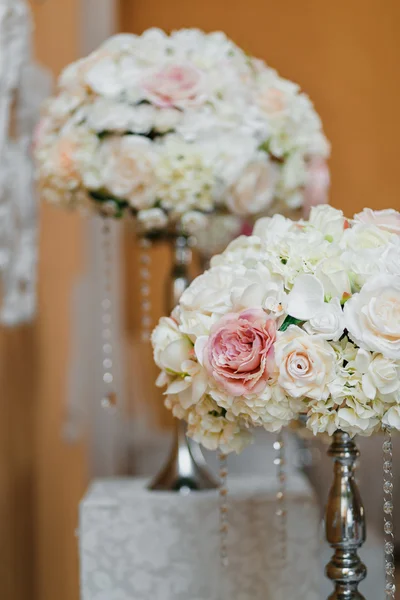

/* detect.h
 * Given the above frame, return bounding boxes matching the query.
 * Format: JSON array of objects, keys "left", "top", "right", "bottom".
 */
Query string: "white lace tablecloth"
[{"left": 79, "top": 474, "right": 321, "bottom": 600}]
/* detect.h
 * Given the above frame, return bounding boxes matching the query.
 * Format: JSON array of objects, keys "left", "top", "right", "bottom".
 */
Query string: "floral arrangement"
[
  {"left": 152, "top": 206, "right": 400, "bottom": 453},
  {"left": 34, "top": 28, "right": 329, "bottom": 231}
]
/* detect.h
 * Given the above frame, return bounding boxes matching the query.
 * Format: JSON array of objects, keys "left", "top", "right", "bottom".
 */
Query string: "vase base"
[{"left": 148, "top": 420, "right": 218, "bottom": 492}]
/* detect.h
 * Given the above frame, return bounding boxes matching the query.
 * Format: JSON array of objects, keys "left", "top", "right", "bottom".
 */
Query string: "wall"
[{"left": 32, "top": 2, "right": 87, "bottom": 600}]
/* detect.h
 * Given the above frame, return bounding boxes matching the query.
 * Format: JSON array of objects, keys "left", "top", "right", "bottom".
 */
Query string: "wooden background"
[{"left": 1, "top": 1, "right": 400, "bottom": 600}]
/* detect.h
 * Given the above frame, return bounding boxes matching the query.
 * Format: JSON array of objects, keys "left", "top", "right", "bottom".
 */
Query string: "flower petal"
[{"left": 287, "top": 274, "right": 325, "bottom": 320}]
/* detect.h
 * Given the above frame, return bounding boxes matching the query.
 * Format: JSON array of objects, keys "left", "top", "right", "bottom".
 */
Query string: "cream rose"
[
  {"left": 99, "top": 135, "right": 157, "bottom": 209},
  {"left": 355, "top": 349, "right": 400, "bottom": 401},
  {"left": 274, "top": 326, "right": 336, "bottom": 400},
  {"left": 383, "top": 406, "right": 400, "bottom": 429},
  {"left": 226, "top": 158, "right": 279, "bottom": 216},
  {"left": 341, "top": 223, "right": 393, "bottom": 251},
  {"left": 303, "top": 298, "right": 345, "bottom": 341},
  {"left": 344, "top": 275, "right": 400, "bottom": 360},
  {"left": 151, "top": 316, "right": 186, "bottom": 369}
]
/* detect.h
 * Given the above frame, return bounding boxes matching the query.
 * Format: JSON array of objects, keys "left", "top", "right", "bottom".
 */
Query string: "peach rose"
[
  {"left": 354, "top": 208, "right": 400, "bottom": 235},
  {"left": 257, "top": 87, "right": 287, "bottom": 116},
  {"left": 197, "top": 309, "right": 276, "bottom": 396},
  {"left": 141, "top": 63, "right": 204, "bottom": 109},
  {"left": 100, "top": 135, "right": 157, "bottom": 209}
]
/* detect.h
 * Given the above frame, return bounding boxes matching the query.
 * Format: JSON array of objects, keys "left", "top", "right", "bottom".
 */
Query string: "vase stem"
[
  {"left": 149, "top": 232, "right": 218, "bottom": 491},
  {"left": 325, "top": 430, "right": 367, "bottom": 600}
]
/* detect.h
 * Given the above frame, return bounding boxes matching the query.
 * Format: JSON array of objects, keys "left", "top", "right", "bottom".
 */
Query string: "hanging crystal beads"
[
  {"left": 383, "top": 427, "right": 396, "bottom": 598},
  {"left": 138, "top": 236, "right": 152, "bottom": 343},
  {"left": 100, "top": 219, "right": 117, "bottom": 413},
  {"left": 274, "top": 431, "right": 287, "bottom": 565},
  {"left": 219, "top": 451, "right": 229, "bottom": 568}
]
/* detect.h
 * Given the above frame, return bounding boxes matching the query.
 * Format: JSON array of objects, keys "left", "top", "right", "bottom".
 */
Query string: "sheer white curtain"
[
  {"left": 0, "top": 0, "right": 51, "bottom": 325},
  {"left": 64, "top": 0, "right": 129, "bottom": 477}
]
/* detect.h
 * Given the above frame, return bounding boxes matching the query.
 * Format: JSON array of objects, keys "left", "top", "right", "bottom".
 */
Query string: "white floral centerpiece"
[
  {"left": 34, "top": 28, "right": 329, "bottom": 230},
  {"left": 152, "top": 206, "right": 400, "bottom": 452}
]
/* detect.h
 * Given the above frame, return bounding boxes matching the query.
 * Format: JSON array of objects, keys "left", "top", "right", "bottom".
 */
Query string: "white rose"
[
  {"left": 379, "top": 244, "right": 400, "bottom": 278},
  {"left": 230, "top": 264, "right": 286, "bottom": 318},
  {"left": 344, "top": 275, "right": 400, "bottom": 360},
  {"left": 211, "top": 235, "right": 263, "bottom": 268},
  {"left": 340, "top": 223, "right": 393, "bottom": 251},
  {"left": 354, "top": 208, "right": 400, "bottom": 235},
  {"left": 253, "top": 214, "right": 294, "bottom": 240},
  {"left": 226, "top": 157, "right": 279, "bottom": 216},
  {"left": 100, "top": 135, "right": 157, "bottom": 209},
  {"left": 309, "top": 205, "right": 346, "bottom": 241},
  {"left": 383, "top": 406, "right": 400, "bottom": 430},
  {"left": 303, "top": 298, "right": 345, "bottom": 341},
  {"left": 355, "top": 348, "right": 400, "bottom": 400},
  {"left": 137, "top": 208, "right": 168, "bottom": 231},
  {"left": 180, "top": 265, "right": 242, "bottom": 317},
  {"left": 274, "top": 326, "right": 336, "bottom": 400},
  {"left": 340, "top": 247, "right": 386, "bottom": 291},
  {"left": 315, "top": 256, "right": 352, "bottom": 300},
  {"left": 151, "top": 316, "right": 184, "bottom": 368},
  {"left": 179, "top": 263, "right": 283, "bottom": 336}
]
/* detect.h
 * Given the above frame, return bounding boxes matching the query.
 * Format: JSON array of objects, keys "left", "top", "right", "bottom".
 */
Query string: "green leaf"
[
  {"left": 209, "top": 408, "right": 227, "bottom": 418},
  {"left": 279, "top": 315, "right": 304, "bottom": 332}
]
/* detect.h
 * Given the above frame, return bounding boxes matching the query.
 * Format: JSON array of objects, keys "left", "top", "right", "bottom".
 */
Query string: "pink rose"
[
  {"left": 141, "top": 63, "right": 204, "bottom": 109},
  {"left": 303, "top": 157, "right": 330, "bottom": 218},
  {"left": 198, "top": 309, "right": 276, "bottom": 396},
  {"left": 354, "top": 208, "right": 400, "bottom": 235}
]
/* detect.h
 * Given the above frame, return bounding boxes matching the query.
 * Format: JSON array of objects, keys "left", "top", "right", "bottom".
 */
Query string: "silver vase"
[
  {"left": 325, "top": 430, "right": 367, "bottom": 599},
  {"left": 149, "top": 232, "right": 218, "bottom": 491}
]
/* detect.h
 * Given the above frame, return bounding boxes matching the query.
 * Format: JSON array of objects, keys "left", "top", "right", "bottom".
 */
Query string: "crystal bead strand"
[
  {"left": 219, "top": 451, "right": 229, "bottom": 568},
  {"left": 274, "top": 431, "right": 287, "bottom": 566},
  {"left": 100, "top": 218, "right": 117, "bottom": 413},
  {"left": 138, "top": 236, "right": 152, "bottom": 343},
  {"left": 383, "top": 427, "right": 396, "bottom": 598}
]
